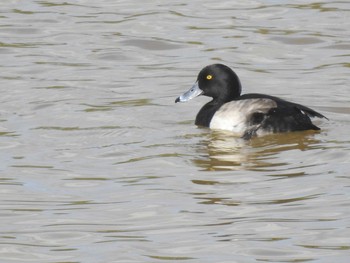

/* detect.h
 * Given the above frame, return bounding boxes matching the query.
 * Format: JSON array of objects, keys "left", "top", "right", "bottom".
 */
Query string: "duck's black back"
[{"left": 238, "top": 93, "right": 327, "bottom": 119}]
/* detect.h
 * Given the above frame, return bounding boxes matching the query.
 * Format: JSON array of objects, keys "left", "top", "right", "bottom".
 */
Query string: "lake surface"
[{"left": 1, "top": 0, "right": 350, "bottom": 262}]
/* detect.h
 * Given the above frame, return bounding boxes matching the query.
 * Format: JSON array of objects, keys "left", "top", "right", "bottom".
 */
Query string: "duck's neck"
[{"left": 195, "top": 100, "right": 225, "bottom": 127}]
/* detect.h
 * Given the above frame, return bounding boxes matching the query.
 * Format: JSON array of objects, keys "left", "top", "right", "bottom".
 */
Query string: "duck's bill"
[{"left": 175, "top": 82, "right": 203, "bottom": 103}]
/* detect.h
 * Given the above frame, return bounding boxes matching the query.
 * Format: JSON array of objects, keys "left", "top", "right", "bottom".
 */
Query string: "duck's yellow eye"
[{"left": 206, "top": 74, "right": 213, "bottom": 80}]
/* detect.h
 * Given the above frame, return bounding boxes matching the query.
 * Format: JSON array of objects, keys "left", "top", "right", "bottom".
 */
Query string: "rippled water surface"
[{"left": 1, "top": 1, "right": 350, "bottom": 262}]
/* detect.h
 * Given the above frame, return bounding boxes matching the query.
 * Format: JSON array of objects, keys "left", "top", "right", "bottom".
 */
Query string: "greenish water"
[{"left": 0, "top": 1, "right": 350, "bottom": 262}]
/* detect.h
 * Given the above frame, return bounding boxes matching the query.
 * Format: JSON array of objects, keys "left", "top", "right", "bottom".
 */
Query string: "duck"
[{"left": 175, "top": 64, "right": 327, "bottom": 140}]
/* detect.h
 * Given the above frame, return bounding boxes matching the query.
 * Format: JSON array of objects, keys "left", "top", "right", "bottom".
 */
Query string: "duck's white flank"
[{"left": 209, "top": 98, "right": 277, "bottom": 135}]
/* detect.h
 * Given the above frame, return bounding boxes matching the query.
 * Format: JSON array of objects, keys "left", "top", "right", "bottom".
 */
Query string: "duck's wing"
[
  {"left": 234, "top": 94, "right": 327, "bottom": 139},
  {"left": 239, "top": 93, "right": 328, "bottom": 119}
]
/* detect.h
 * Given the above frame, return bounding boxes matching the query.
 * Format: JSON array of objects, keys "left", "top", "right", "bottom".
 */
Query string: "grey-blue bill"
[{"left": 175, "top": 82, "right": 203, "bottom": 103}]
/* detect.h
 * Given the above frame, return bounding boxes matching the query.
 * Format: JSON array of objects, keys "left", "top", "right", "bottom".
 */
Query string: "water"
[{"left": 1, "top": 0, "right": 350, "bottom": 262}]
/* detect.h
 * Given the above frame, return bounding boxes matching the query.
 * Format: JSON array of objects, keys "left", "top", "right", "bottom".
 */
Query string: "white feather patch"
[{"left": 209, "top": 99, "right": 277, "bottom": 135}]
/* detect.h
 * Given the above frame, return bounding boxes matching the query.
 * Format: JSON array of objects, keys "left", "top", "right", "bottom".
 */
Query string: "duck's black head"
[
  {"left": 198, "top": 64, "right": 242, "bottom": 102},
  {"left": 175, "top": 64, "right": 242, "bottom": 104}
]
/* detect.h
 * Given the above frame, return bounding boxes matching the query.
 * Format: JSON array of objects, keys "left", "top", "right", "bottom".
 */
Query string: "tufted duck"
[{"left": 175, "top": 64, "right": 327, "bottom": 139}]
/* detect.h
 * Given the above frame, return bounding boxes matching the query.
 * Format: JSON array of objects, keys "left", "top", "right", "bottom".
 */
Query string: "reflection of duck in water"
[
  {"left": 176, "top": 64, "right": 327, "bottom": 140},
  {"left": 193, "top": 130, "right": 322, "bottom": 171}
]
